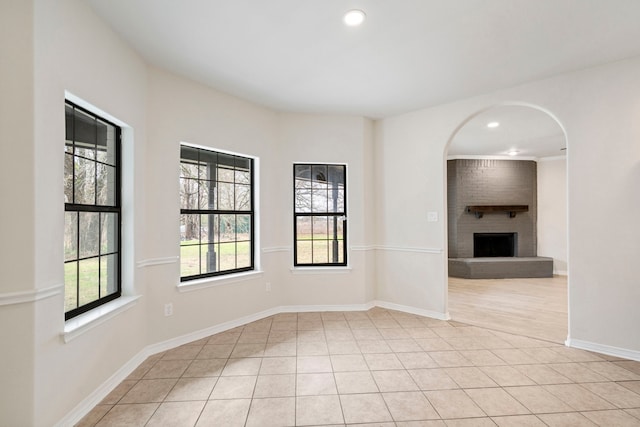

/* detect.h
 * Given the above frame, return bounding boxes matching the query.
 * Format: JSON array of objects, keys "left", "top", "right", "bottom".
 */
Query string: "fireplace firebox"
[{"left": 474, "top": 233, "right": 517, "bottom": 257}]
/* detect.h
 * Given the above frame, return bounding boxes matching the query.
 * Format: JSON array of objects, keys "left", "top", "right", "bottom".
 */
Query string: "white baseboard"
[
  {"left": 566, "top": 338, "right": 640, "bottom": 362},
  {"left": 57, "top": 299, "right": 446, "bottom": 425}
]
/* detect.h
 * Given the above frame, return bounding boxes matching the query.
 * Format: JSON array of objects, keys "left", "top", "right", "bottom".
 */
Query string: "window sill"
[
  {"left": 177, "top": 270, "right": 264, "bottom": 293},
  {"left": 63, "top": 295, "right": 141, "bottom": 343},
  {"left": 290, "top": 267, "right": 352, "bottom": 275}
]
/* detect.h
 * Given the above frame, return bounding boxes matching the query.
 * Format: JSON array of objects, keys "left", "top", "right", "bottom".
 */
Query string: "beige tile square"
[
  {"left": 424, "top": 389, "right": 485, "bottom": 419},
  {"left": 504, "top": 385, "right": 572, "bottom": 413},
  {"left": 119, "top": 378, "right": 177, "bottom": 403},
  {"left": 325, "top": 329, "right": 356, "bottom": 341},
  {"left": 245, "top": 397, "right": 295, "bottom": 427},
  {"left": 358, "top": 339, "right": 393, "bottom": 353},
  {"left": 479, "top": 336, "right": 514, "bottom": 350},
  {"left": 207, "top": 331, "right": 240, "bottom": 345},
  {"left": 253, "top": 374, "right": 295, "bottom": 398},
  {"left": 373, "top": 370, "right": 419, "bottom": 392},
  {"left": 415, "top": 338, "right": 454, "bottom": 352},
  {"left": 95, "top": 403, "right": 159, "bottom": 426},
  {"left": 323, "top": 320, "right": 350, "bottom": 330},
  {"left": 296, "top": 320, "right": 323, "bottom": 330},
  {"left": 526, "top": 348, "right": 571, "bottom": 364},
  {"left": 397, "top": 352, "right": 439, "bottom": 369},
  {"left": 296, "top": 395, "right": 344, "bottom": 426},
  {"left": 339, "top": 393, "right": 393, "bottom": 424},
  {"left": 544, "top": 384, "right": 616, "bottom": 411},
  {"left": 124, "top": 358, "right": 156, "bottom": 380},
  {"left": 271, "top": 320, "right": 297, "bottom": 331},
  {"left": 259, "top": 356, "right": 296, "bottom": 375},
  {"left": 536, "top": 412, "right": 597, "bottom": 426},
  {"left": 210, "top": 376, "right": 256, "bottom": 399},
  {"left": 492, "top": 414, "right": 547, "bottom": 427},
  {"left": 335, "top": 371, "right": 379, "bottom": 394},
  {"left": 443, "top": 418, "right": 497, "bottom": 427},
  {"left": 550, "top": 346, "right": 605, "bottom": 362},
  {"left": 444, "top": 337, "right": 485, "bottom": 351},
  {"left": 297, "top": 340, "right": 329, "bottom": 356},
  {"left": 297, "top": 312, "right": 322, "bottom": 322},
  {"left": 619, "top": 380, "right": 640, "bottom": 394},
  {"left": 382, "top": 391, "right": 439, "bottom": 421},
  {"left": 379, "top": 328, "right": 411, "bottom": 339},
  {"left": 547, "top": 363, "right": 608, "bottom": 382},
  {"left": 297, "top": 355, "right": 332, "bottom": 373},
  {"left": 297, "top": 329, "right": 326, "bottom": 342},
  {"left": 490, "top": 349, "right": 539, "bottom": 365},
  {"left": 624, "top": 408, "right": 640, "bottom": 420},
  {"left": 429, "top": 351, "right": 473, "bottom": 367},
  {"left": 327, "top": 340, "right": 361, "bottom": 354},
  {"left": 237, "top": 332, "right": 269, "bottom": 344},
  {"left": 321, "top": 311, "right": 346, "bottom": 321},
  {"left": 182, "top": 359, "right": 226, "bottom": 377},
  {"left": 408, "top": 368, "right": 459, "bottom": 390},
  {"left": 480, "top": 366, "right": 536, "bottom": 387},
  {"left": 75, "top": 404, "right": 112, "bottom": 427},
  {"left": 263, "top": 341, "right": 297, "bottom": 357},
  {"left": 388, "top": 339, "right": 423, "bottom": 353},
  {"left": 349, "top": 319, "right": 376, "bottom": 329},
  {"left": 446, "top": 367, "right": 498, "bottom": 389},
  {"left": 364, "top": 353, "right": 404, "bottom": 370},
  {"left": 267, "top": 330, "right": 297, "bottom": 343},
  {"left": 580, "top": 382, "right": 640, "bottom": 408},
  {"left": 196, "top": 399, "right": 251, "bottom": 427},
  {"left": 513, "top": 364, "right": 572, "bottom": 385},
  {"left": 405, "top": 328, "right": 438, "bottom": 339},
  {"left": 146, "top": 401, "right": 205, "bottom": 427},
  {"left": 396, "top": 420, "right": 447, "bottom": 427},
  {"left": 352, "top": 328, "right": 384, "bottom": 340},
  {"left": 230, "top": 343, "right": 265, "bottom": 358},
  {"left": 581, "top": 362, "right": 640, "bottom": 381},
  {"left": 614, "top": 360, "right": 640, "bottom": 375},
  {"left": 221, "top": 358, "right": 262, "bottom": 376},
  {"left": 143, "top": 360, "right": 191, "bottom": 379},
  {"left": 465, "top": 388, "right": 529, "bottom": 416},
  {"left": 197, "top": 344, "right": 234, "bottom": 359},
  {"left": 581, "top": 409, "right": 640, "bottom": 427},
  {"left": 100, "top": 380, "right": 137, "bottom": 404},
  {"left": 296, "top": 373, "right": 338, "bottom": 395},
  {"left": 331, "top": 354, "right": 368, "bottom": 371},
  {"left": 165, "top": 377, "right": 217, "bottom": 401},
  {"left": 459, "top": 350, "right": 506, "bottom": 367},
  {"left": 161, "top": 345, "right": 202, "bottom": 360},
  {"left": 371, "top": 318, "right": 402, "bottom": 328}
]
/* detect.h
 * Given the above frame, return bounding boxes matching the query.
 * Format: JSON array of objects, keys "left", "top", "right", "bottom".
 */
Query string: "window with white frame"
[
  {"left": 294, "top": 164, "right": 347, "bottom": 266},
  {"left": 180, "top": 145, "right": 255, "bottom": 280},
  {"left": 64, "top": 101, "right": 121, "bottom": 320}
]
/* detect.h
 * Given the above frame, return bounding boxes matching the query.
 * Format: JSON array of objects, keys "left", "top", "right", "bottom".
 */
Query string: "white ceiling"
[{"left": 88, "top": 0, "right": 640, "bottom": 120}]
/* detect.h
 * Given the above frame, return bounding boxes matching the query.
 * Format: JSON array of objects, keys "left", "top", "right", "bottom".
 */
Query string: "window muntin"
[
  {"left": 180, "top": 145, "right": 254, "bottom": 280},
  {"left": 64, "top": 101, "right": 121, "bottom": 320},
  {"left": 294, "top": 164, "right": 347, "bottom": 266}
]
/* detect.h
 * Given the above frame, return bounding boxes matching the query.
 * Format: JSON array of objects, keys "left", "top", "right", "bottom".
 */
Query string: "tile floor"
[{"left": 77, "top": 308, "right": 640, "bottom": 426}]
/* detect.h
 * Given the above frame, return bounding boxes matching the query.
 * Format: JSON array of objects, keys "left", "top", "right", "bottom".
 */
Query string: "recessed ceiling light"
[
  {"left": 344, "top": 9, "right": 366, "bottom": 26},
  {"left": 507, "top": 150, "right": 519, "bottom": 156},
  {"left": 487, "top": 122, "right": 500, "bottom": 128}
]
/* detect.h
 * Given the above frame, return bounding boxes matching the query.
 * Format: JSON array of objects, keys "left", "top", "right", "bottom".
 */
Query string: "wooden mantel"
[{"left": 466, "top": 205, "right": 529, "bottom": 219}]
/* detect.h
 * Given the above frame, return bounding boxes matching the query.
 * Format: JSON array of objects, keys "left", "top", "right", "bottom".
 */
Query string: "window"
[
  {"left": 294, "top": 164, "right": 347, "bottom": 266},
  {"left": 64, "top": 101, "right": 121, "bottom": 320},
  {"left": 180, "top": 145, "right": 254, "bottom": 281}
]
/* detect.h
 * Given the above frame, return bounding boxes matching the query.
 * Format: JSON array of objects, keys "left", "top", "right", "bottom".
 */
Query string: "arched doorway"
[{"left": 444, "top": 103, "right": 569, "bottom": 343}]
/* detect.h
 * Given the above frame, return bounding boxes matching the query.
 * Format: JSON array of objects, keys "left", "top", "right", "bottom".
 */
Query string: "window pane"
[
  {"left": 180, "top": 161, "right": 199, "bottom": 179},
  {"left": 96, "top": 163, "right": 116, "bottom": 206},
  {"left": 198, "top": 180, "right": 215, "bottom": 210},
  {"left": 78, "top": 258, "right": 99, "bottom": 306},
  {"left": 328, "top": 165, "right": 345, "bottom": 188},
  {"left": 218, "top": 165, "right": 234, "bottom": 183},
  {"left": 220, "top": 214, "right": 236, "bottom": 242},
  {"left": 64, "top": 212, "right": 78, "bottom": 261},
  {"left": 235, "top": 184, "right": 251, "bottom": 210},
  {"left": 295, "top": 164, "right": 311, "bottom": 182},
  {"left": 236, "top": 214, "right": 251, "bottom": 240},
  {"left": 312, "top": 165, "right": 328, "bottom": 184},
  {"left": 312, "top": 216, "right": 328, "bottom": 239},
  {"left": 95, "top": 120, "right": 116, "bottom": 166},
  {"left": 100, "top": 254, "right": 118, "bottom": 296},
  {"left": 296, "top": 216, "right": 312, "bottom": 241},
  {"left": 201, "top": 243, "right": 217, "bottom": 274},
  {"left": 181, "top": 214, "right": 200, "bottom": 243},
  {"left": 235, "top": 169, "right": 250, "bottom": 184},
  {"left": 79, "top": 212, "right": 99, "bottom": 258},
  {"left": 311, "top": 185, "right": 329, "bottom": 213},
  {"left": 74, "top": 108, "right": 97, "bottom": 157},
  {"left": 180, "top": 244, "right": 200, "bottom": 277},
  {"left": 200, "top": 214, "right": 217, "bottom": 244},
  {"left": 296, "top": 240, "right": 312, "bottom": 264},
  {"left": 74, "top": 157, "right": 96, "bottom": 205},
  {"left": 234, "top": 156, "right": 251, "bottom": 171},
  {"left": 100, "top": 213, "right": 118, "bottom": 254},
  {"left": 64, "top": 262, "right": 77, "bottom": 312},
  {"left": 219, "top": 242, "right": 236, "bottom": 271},
  {"left": 327, "top": 187, "right": 344, "bottom": 213},
  {"left": 199, "top": 150, "right": 217, "bottom": 179},
  {"left": 312, "top": 240, "right": 329, "bottom": 264},
  {"left": 64, "top": 153, "right": 74, "bottom": 203},
  {"left": 218, "top": 182, "right": 234, "bottom": 210},
  {"left": 180, "top": 178, "right": 199, "bottom": 210},
  {"left": 236, "top": 240, "right": 251, "bottom": 269},
  {"left": 295, "top": 187, "right": 312, "bottom": 213}
]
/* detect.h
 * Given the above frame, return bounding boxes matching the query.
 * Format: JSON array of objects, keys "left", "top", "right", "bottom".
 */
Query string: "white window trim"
[{"left": 63, "top": 295, "right": 141, "bottom": 343}]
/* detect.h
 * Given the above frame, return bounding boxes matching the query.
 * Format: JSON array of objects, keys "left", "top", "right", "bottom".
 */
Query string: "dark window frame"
[
  {"left": 293, "top": 163, "right": 347, "bottom": 267},
  {"left": 179, "top": 145, "right": 255, "bottom": 281},
  {"left": 64, "top": 101, "right": 122, "bottom": 320}
]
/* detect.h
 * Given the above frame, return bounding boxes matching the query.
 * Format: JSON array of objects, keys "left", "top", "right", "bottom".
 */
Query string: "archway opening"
[{"left": 444, "top": 103, "right": 568, "bottom": 343}]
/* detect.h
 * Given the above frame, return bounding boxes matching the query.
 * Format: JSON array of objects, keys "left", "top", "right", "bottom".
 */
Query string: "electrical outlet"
[
  {"left": 164, "top": 303, "right": 173, "bottom": 316},
  {"left": 265, "top": 282, "right": 271, "bottom": 292}
]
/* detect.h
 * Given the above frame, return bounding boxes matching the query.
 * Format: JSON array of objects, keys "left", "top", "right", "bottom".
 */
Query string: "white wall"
[
  {"left": 537, "top": 157, "right": 568, "bottom": 274},
  {"left": 375, "top": 58, "right": 640, "bottom": 354}
]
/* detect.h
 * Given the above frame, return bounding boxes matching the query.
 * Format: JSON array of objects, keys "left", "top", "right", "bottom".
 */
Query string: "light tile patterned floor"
[{"left": 77, "top": 308, "right": 640, "bottom": 426}]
